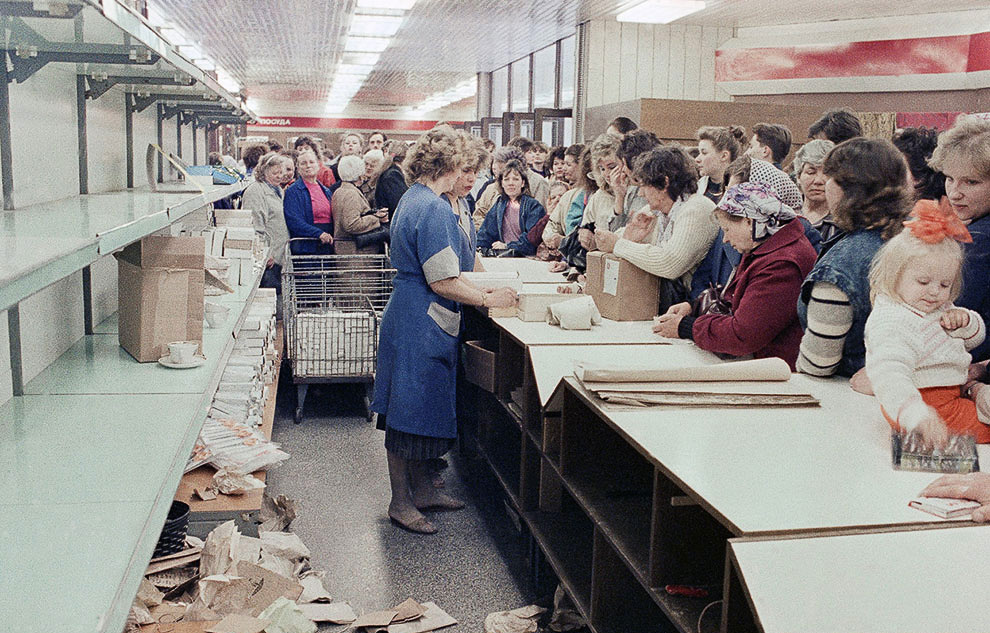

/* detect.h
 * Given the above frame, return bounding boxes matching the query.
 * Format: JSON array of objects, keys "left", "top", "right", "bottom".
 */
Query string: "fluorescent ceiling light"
[
  {"left": 215, "top": 67, "right": 240, "bottom": 93},
  {"left": 349, "top": 15, "right": 403, "bottom": 37},
  {"left": 616, "top": 0, "right": 705, "bottom": 24},
  {"left": 344, "top": 36, "right": 391, "bottom": 52},
  {"left": 409, "top": 78, "right": 475, "bottom": 117},
  {"left": 356, "top": 0, "right": 416, "bottom": 9},
  {"left": 146, "top": 5, "right": 167, "bottom": 27},
  {"left": 246, "top": 97, "right": 261, "bottom": 112},
  {"left": 337, "top": 63, "right": 374, "bottom": 76},
  {"left": 341, "top": 52, "right": 380, "bottom": 66},
  {"left": 193, "top": 57, "right": 215, "bottom": 72}
]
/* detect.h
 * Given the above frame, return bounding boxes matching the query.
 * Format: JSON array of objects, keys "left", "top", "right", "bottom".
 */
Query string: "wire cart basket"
[{"left": 282, "top": 239, "right": 395, "bottom": 423}]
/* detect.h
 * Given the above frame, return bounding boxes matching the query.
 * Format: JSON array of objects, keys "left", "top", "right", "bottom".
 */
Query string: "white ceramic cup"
[{"left": 168, "top": 341, "right": 198, "bottom": 364}]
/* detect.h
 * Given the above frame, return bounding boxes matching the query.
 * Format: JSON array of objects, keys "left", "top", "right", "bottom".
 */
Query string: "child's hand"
[
  {"left": 914, "top": 413, "right": 949, "bottom": 450},
  {"left": 941, "top": 308, "right": 971, "bottom": 331}
]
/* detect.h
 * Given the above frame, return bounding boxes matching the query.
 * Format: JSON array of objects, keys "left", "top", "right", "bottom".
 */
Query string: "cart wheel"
[
  {"left": 294, "top": 406, "right": 303, "bottom": 424},
  {"left": 364, "top": 396, "right": 372, "bottom": 423}
]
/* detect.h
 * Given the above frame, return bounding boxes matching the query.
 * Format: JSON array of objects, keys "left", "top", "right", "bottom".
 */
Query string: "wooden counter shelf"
[{"left": 174, "top": 322, "right": 284, "bottom": 537}]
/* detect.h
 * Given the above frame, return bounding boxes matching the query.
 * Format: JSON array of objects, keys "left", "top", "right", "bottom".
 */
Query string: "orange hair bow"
[{"left": 904, "top": 198, "right": 972, "bottom": 244}]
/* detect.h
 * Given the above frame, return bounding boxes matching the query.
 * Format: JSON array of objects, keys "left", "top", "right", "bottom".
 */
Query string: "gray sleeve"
[{"left": 422, "top": 246, "right": 461, "bottom": 284}]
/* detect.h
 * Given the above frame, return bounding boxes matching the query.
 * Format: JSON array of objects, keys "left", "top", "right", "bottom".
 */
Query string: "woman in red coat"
[{"left": 654, "top": 182, "right": 817, "bottom": 369}]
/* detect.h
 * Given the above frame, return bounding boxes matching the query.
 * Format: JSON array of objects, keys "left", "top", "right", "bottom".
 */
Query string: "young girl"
[{"left": 865, "top": 200, "right": 990, "bottom": 444}]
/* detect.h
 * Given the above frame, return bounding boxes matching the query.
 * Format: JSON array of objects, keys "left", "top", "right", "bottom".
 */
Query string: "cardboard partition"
[
  {"left": 585, "top": 251, "right": 659, "bottom": 321},
  {"left": 463, "top": 340, "right": 498, "bottom": 393},
  {"left": 117, "top": 236, "right": 206, "bottom": 362}
]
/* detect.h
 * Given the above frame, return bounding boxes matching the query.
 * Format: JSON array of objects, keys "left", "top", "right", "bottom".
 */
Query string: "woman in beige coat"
[{"left": 331, "top": 155, "right": 389, "bottom": 255}]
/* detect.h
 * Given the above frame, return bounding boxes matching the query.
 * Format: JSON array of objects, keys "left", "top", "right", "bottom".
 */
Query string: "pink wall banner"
[
  {"left": 895, "top": 112, "right": 965, "bottom": 131},
  {"left": 715, "top": 34, "right": 978, "bottom": 83}
]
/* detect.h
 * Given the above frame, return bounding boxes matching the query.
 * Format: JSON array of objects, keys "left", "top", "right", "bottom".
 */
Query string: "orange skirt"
[{"left": 883, "top": 385, "right": 990, "bottom": 443}]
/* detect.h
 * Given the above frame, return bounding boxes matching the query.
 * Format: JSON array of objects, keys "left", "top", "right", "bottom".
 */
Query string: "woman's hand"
[
  {"left": 594, "top": 229, "right": 619, "bottom": 253},
  {"left": 545, "top": 233, "right": 563, "bottom": 249},
  {"left": 486, "top": 287, "right": 518, "bottom": 308},
  {"left": 941, "top": 308, "right": 971, "bottom": 331},
  {"left": 266, "top": 257, "right": 275, "bottom": 268},
  {"left": 849, "top": 368, "right": 874, "bottom": 395},
  {"left": 319, "top": 232, "right": 334, "bottom": 244},
  {"left": 623, "top": 209, "right": 656, "bottom": 244},
  {"left": 375, "top": 209, "right": 390, "bottom": 224},
  {"left": 610, "top": 165, "right": 628, "bottom": 199},
  {"left": 548, "top": 260, "right": 568, "bottom": 273},
  {"left": 666, "top": 302, "right": 692, "bottom": 318},
  {"left": 921, "top": 472, "right": 990, "bottom": 522},
  {"left": 652, "top": 311, "right": 685, "bottom": 338},
  {"left": 578, "top": 228, "right": 596, "bottom": 251},
  {"left": 492, "top": 240, "right": 507, "bottom": 250}
]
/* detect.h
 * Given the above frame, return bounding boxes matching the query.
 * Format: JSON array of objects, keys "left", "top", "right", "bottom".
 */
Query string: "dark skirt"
[{"left": 384, "top": 422, "right": 454, "bottom": 460}]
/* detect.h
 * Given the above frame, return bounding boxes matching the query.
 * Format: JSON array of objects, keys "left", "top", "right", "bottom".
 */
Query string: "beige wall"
[{"left": 584, "top": 21, "right": 734, "bottom": 109}]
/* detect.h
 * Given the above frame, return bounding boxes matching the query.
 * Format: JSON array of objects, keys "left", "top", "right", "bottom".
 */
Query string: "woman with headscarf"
[
  {"left": 654, "top": 182, "right": 818, "bottom": 370},
  {"left": 690, "top": 156, "right": 815, "bottom": 300}
]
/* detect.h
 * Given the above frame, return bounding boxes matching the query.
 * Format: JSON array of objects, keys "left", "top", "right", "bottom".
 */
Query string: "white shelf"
[{"left": 0, "top": 182, "right": 247, "bottom": 311}]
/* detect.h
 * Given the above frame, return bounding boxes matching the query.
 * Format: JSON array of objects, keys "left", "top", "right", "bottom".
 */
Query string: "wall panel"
[
  {"left": 618, "top": 23, "right": 639, "bottom": 102},
  {"left": 19, "top": 272, "right": 85, "bottom": 384},
  {"left": 584, "top": 20, "right": 732, "bottom": 111},
  {"left": 0, "top": 310, "right": 11, "bottom": 408}
]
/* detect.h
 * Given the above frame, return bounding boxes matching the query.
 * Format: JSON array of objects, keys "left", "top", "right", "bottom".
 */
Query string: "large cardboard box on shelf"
[
  {"left": 117, "top": 236, "right": 206, "bottom": 362},
  {"left": 462, "top": 339, "right": 497, "bottom": 393},
  {"left": 585, "top": 251, "right": 659, "bottom": 321}
]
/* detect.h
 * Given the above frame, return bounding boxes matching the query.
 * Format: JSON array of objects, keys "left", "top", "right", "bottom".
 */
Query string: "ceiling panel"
[{"left": 149, "top": 0, "right": 989, "bottom": 118}]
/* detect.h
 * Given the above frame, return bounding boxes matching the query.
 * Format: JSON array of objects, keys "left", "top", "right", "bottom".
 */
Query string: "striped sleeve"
[{"left": 796, "top": 282, "right": 853, "bottom": 376}]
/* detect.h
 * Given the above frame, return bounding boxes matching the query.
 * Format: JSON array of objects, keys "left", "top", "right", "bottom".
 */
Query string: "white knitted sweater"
[{"left": 864, "top": 294, "right": 985, "bottom": 431}]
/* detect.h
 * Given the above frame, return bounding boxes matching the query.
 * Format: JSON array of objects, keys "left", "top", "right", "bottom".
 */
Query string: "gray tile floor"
[{"left": 267, "top": 379, "right": 539, "bottom": 631}]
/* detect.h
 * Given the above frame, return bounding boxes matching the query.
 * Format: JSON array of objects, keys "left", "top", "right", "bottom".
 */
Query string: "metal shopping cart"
[{"left": 282, "top": 239, "right": 395, "bottom": 423}]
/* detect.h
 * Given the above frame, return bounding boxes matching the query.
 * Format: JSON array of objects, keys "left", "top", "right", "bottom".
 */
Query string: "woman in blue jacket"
[
  {"left": 283, "top": 149, "right": 338, "bottom": 255},
  {"left": 476, "top": 159, "right": 546, "bottom": 256}
]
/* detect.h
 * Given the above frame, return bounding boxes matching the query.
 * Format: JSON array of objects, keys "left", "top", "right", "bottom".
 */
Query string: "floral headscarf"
[
  {"left": 717, "top": 182, "right": 798, "bottom": 240},
  {"left": 749, "top": 158, "right": 803, "bottom": 210}
]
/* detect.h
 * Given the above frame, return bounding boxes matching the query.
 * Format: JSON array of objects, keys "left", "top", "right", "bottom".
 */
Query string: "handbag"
[
  {"left": 558, "top": 221, "right": 595, "bottom": 273},
  {"left": 354, "top": 224, "right": 390, "bottom": 249},
  {"left": 690, "top": 268, "right": 735, "bottom": 317}
]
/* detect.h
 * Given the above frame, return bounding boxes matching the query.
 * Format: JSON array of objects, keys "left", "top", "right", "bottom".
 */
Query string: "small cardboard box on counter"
[
  {"left": 117, "top": 236, "right": 206, "bottom": 362},
  {"left": 585, "top": 251, "right": 659, "bottom": 321}
]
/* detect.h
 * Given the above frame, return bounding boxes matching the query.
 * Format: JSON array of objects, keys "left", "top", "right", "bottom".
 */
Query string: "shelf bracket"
[
  {"left": 86, "top": 74, "right": 195, "bottom": 101},
  {"left": 0, "top": 1, "right": 85, "bottom": 19},
  {"left": 3, "top": 16, "right": 159, "bottom": 83}
]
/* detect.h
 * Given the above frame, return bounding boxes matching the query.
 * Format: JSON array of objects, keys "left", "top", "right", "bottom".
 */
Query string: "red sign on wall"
[{"left": 249, "top": 117, "right": 456, "bottom": 130}]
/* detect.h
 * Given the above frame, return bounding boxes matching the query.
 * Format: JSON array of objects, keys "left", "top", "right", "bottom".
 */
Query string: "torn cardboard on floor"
[{"left": 297, "top": 601, "right": 357, "bottom": 624}]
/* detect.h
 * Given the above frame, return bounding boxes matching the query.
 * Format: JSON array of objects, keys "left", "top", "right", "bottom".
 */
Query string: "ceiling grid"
[{"left": 148, "top": 0, "right": 990, "bottom": 117}]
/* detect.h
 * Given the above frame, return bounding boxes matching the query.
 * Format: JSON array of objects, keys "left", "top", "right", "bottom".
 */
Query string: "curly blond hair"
[
  {"left": 402, "top": 125, "right": 462, "bottom": 183},
  {"left": 929, "top": 114, "right": 990, "bottom": 180},
  {"left": 455, "top": 131, "right": 490, "bottom": 173},
  {"left": 589, "top": 133, "right": 621, "bottom": 194}
]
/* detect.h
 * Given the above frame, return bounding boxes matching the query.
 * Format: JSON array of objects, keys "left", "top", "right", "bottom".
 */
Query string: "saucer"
[{"left": 158, "top": 354, "right": 207, "bottom": 369}]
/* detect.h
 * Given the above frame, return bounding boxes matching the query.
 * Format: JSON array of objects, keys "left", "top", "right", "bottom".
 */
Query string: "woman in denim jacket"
[
  {"left": 796, "top": 138, "right": 912, "bottom": 377},
  {"left": 476, "top": 159, "right": 546, "bottom": 256}
]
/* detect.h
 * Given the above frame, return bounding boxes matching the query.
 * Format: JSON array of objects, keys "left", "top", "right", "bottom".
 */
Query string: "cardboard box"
[
  {"left": 224, "top": 226, "right": 256, "bottom": 241},
  {"left": 214, "top": 209, "right": 253, "bottom": 226},
  {"left": 462, "top": 340, "right": 497, "bottom": 393},
  {"left": 210, "top": 228, "right": 226, "bottom": 257},
  {"left": 585, "top": 251, "right": 659, "bottom": 321},
  {"left": 223, "top": 238, "right": 254, "bottom": 252},
  {"left": 117, "top": 236, "right": 205, "bottom": 362}
]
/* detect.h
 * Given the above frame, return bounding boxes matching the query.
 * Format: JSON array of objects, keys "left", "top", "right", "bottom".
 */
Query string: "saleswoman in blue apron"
[{"left": 372, "top": 126, "right": 517, "bottom": 535}]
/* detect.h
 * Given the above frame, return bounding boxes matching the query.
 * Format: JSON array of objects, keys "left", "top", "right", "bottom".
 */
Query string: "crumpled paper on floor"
[
  {"left": 260, "top": 531, "right": 311, "bottom": 560},
  {"left": 137, "top": 578, "right": 164, "bottom": 607},
  {"left": 213, "top": 469, "right": 265, "bottom": 495},
  {"left": 484, "top": 605, "right": 546, "bottom": 633},
  {"left": 200, "top": 521, "right": 240, "bottom": 578},
  {"left": 258, "top": 550, "right": 296, "bottom": 579},
  {"left": 548, "top": 585, "right": 585, "bottom": 631},
  {"left": 547, "top": 295, "right": 601, "bottom": 330},
  {"left": 185, "top": 575, "right": 255, "bottom": 621},
  {"left": 258, "top": 597, "right": 317, "bottom": 633},
  {"left": 297, "top": 571, "right": 332, "bottom": 603},
  {"left": 259, "top": 493, "right": 297, "bottom": 532}
]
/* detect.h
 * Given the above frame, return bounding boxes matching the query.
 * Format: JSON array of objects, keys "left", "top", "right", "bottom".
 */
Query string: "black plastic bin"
[{"left": 153, "top": 500, "right": 190, "bottom": 558}]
